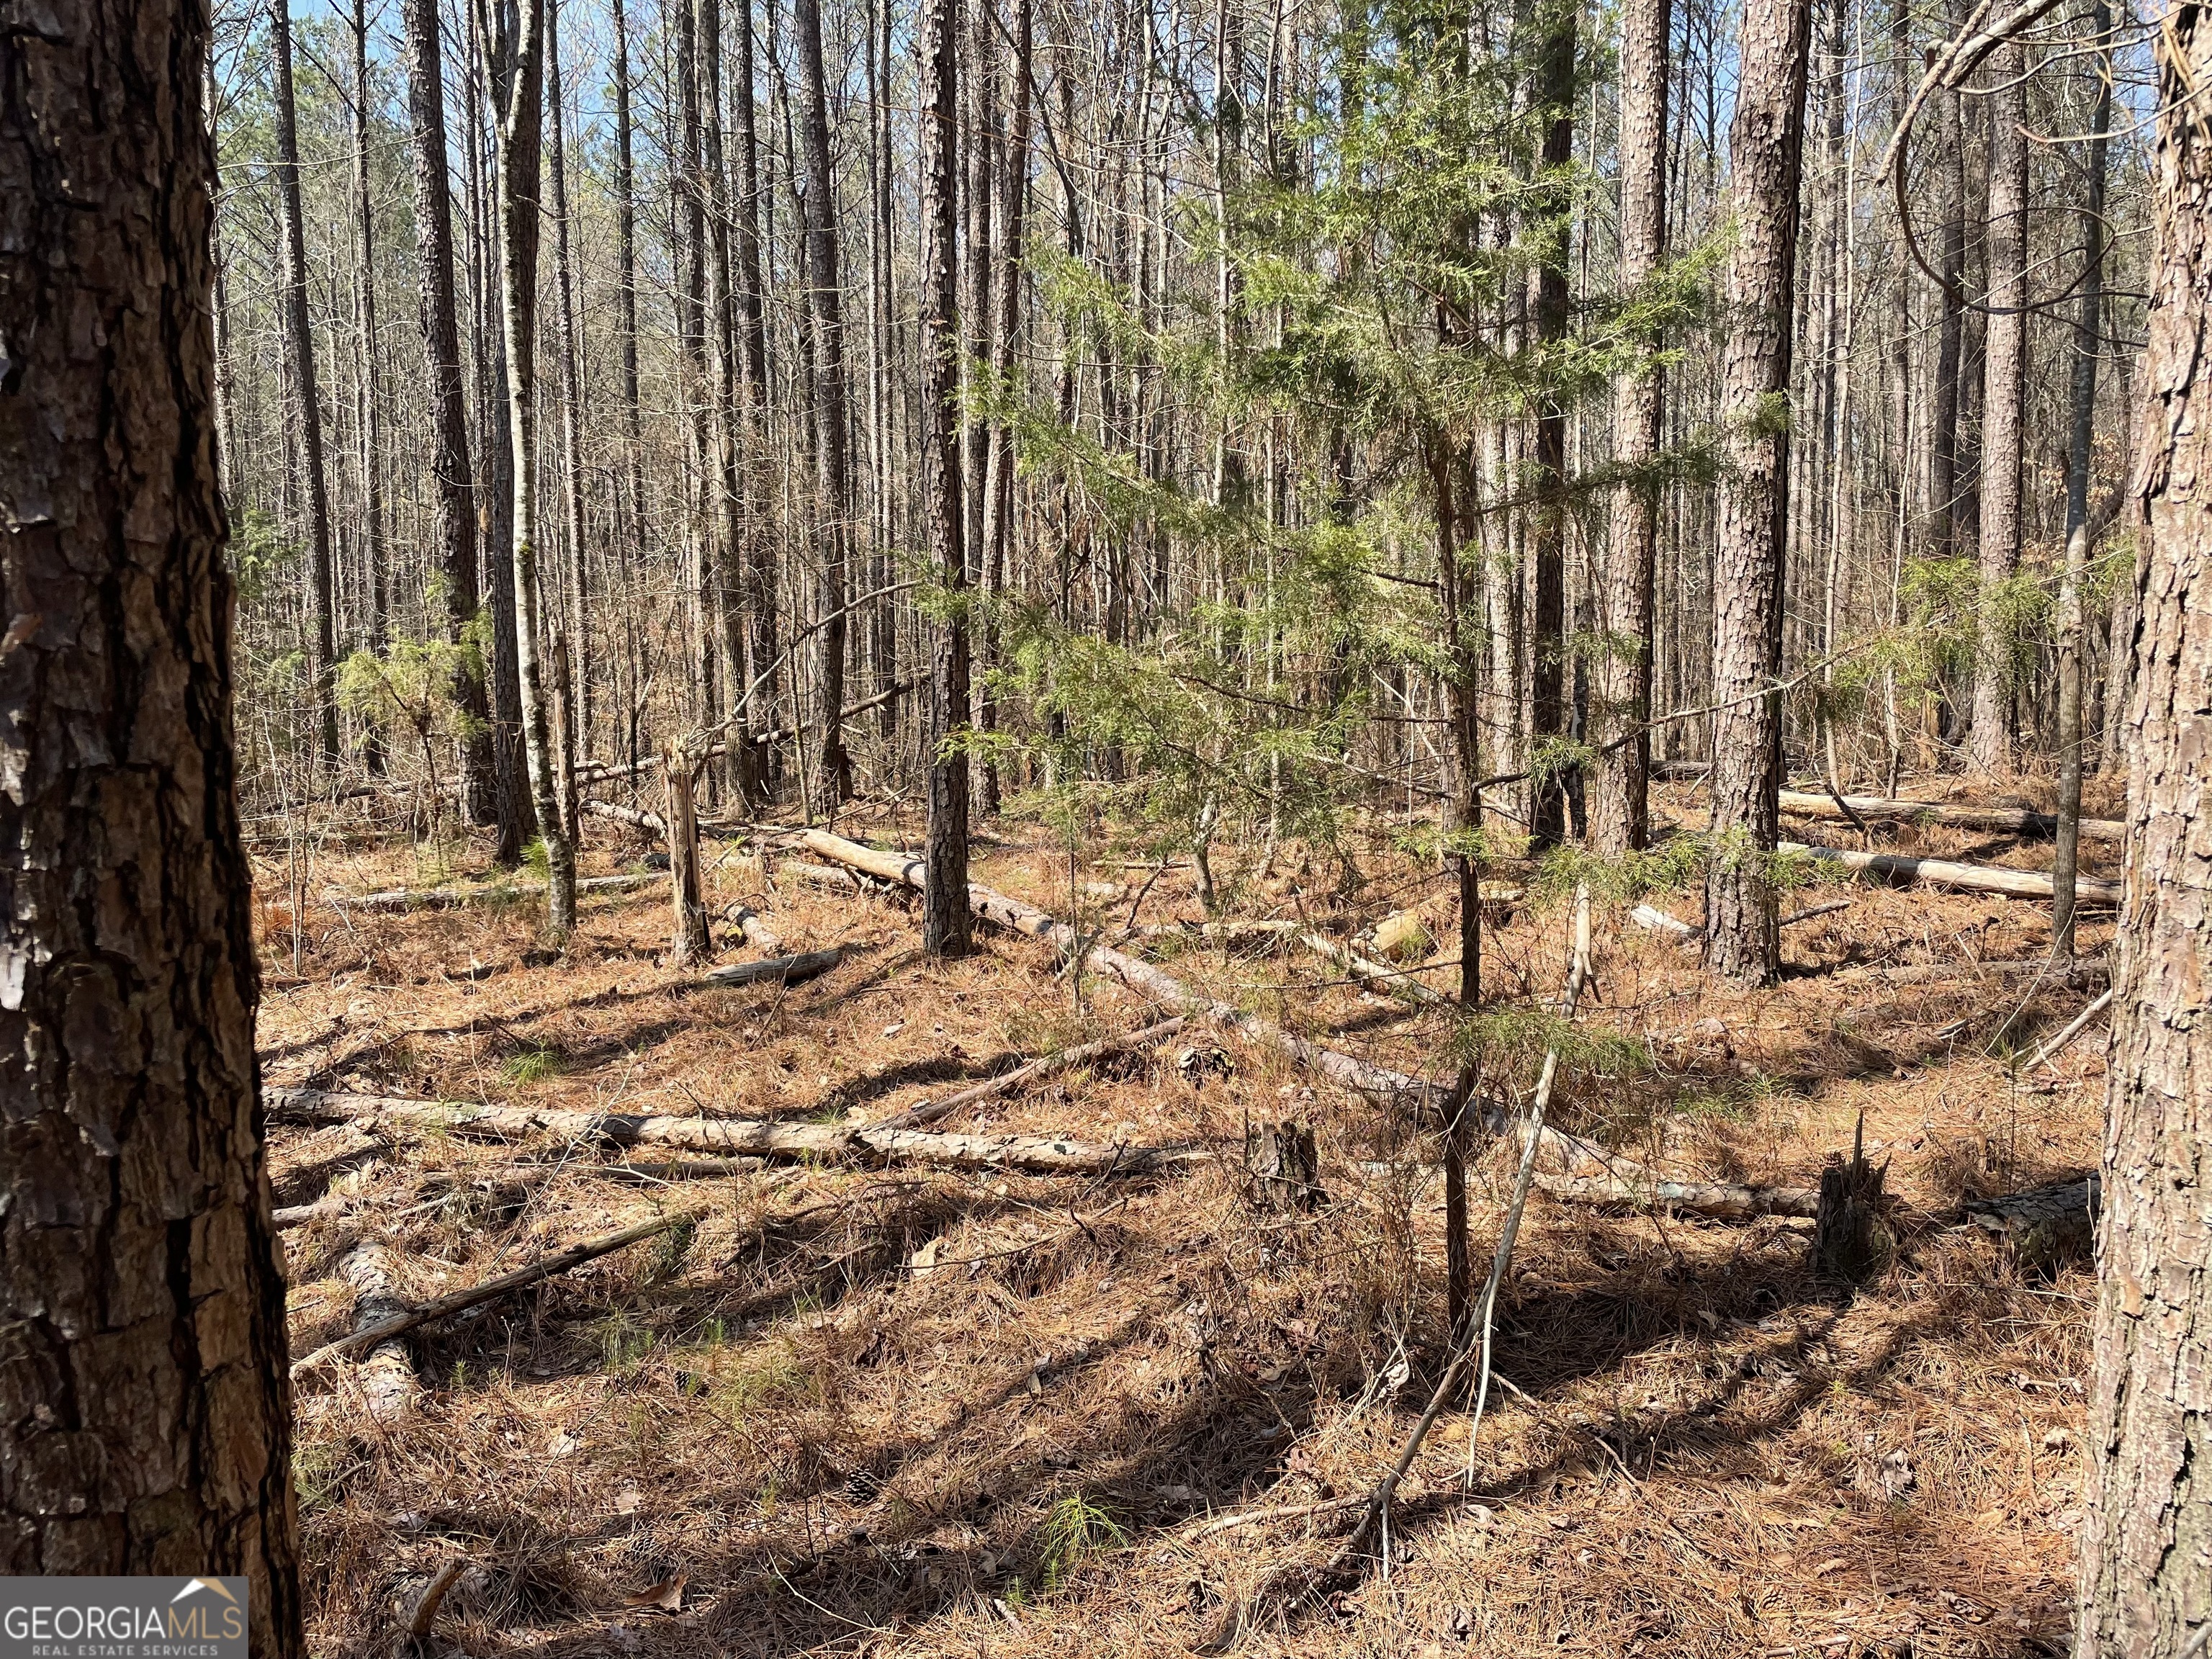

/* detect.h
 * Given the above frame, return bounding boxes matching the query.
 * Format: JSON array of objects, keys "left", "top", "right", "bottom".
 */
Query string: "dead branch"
[
  {"left": 292, "top": 1208, "right": 701, "bottom": 1379},
  {"left": 329, "top": 872, "right": 657, "bottom": 913},
  {"left": 878, "top": 1015, "right": 1188, "bottom": 1130},
  {"left": 802, "top": 830, "right": 1447, "bottom": 1110},
  {"left": 405, "top": 1560, "right": 469, "bottom": 1642},
  {"left": 266, "top": 1087, "right": 1195, "bottom": 1177},
  {"left": 1784, "top": 841, "right": 2121, "bottom": 904},
  {"left": 2023, "top": 986, "right": 2115, "bottom": 1069},
  {"left": 1303, "top": 931, "right": 1446, "bottom": 1006},
  {"left": 701, "top": 948, "right": 842, "bottom": 989},
  {"left": 1532, "top": 1172, "right": 1821, "bottom": 1220},
  {"left": 1834, "top": 956, "right": 2110, "bottom": 986},
  {"left": 1779, "top": 790, "right": 2123, "bottom": 842},
  {"left": 338, "top": 1241, "right": 418, "bottom": 1419}
]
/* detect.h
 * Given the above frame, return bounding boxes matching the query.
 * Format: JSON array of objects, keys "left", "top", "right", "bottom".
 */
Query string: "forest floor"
[{"left": 257, "top": 773, "right": 2121, "bottom": 1659}]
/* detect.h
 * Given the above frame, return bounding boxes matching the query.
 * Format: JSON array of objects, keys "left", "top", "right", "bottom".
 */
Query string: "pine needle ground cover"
[{"left": 261, "top": 781, "right": 2114, "bottom": 1658}]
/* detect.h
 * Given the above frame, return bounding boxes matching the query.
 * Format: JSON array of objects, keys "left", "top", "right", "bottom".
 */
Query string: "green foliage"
[
  {"left": 1455, "top": 1002, "right": 1647, "bottom": 1090},
  {"left": 1035, "top": 1493, "right": 1129, "bottom": 1593},
  {"left": 500, "top": 1044, "right": 565, "bottom": 1084},
  {"left": 230, "top": 505, "right": 300, "bottom": 606}
]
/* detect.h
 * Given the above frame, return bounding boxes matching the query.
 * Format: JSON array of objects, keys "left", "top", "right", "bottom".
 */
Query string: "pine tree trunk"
[
  {"left": 795, "top": 0, "right": 854, "bottom": 811},
  {"left": 696, "top": 0, "right": 745, "bottom": 801},
  {"left": 611, "top": 0, "right": 649, "bottom": 775},
  {"left": 1526, "top": 4, "right": 1576, "bottom": 849},
  {"left": 920, "top": 0, "right": 972, "bottom": 958},
  {"left": 349, "top": 0, "right": 387, "bottom": 673},
  {"left": 547, "top": 4, "right": 591, "bottom": 784},
  {"left": 0, "top": 1, "right": 304, "bottom": 1633},
  {"left": 402, "top": 0, "right": 498, "bottom": 826},
  {"left": 2074, "top": 11, "right": 2212, "bottom": 1647},
  {"left": 1970, "top": 42, "right": 2028, "bottom": 775},
  {"left": 731, "top": 0, "right": 778, "bottom": 799},
  {"left": 2053, "top": 6, "right": 2110, "bottom": 959},
  {"left": 1930, "top": 44, "right": 1966, "bottom": 562},
  {"left": 1704, "top": 0, "right": 1811, "bottom": 984},
  {"left": 492, "top": 0, "right": 577, "bottom": 934},
  {"left": 270, "top": 0, "right": 342, "bottom": 777},
  {"left": 1590, "top": 0, "right": 1669, "bottom": 857}
]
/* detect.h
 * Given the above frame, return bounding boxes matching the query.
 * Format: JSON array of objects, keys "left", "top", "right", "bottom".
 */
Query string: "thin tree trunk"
[
  {"left": 1591, "top": 0, "right": 1669, "bottom": 856},
  {"left": 1704, "top": 0, "right": 1812, "bottom": 984},
  {"left": 612, "top": 0, "right": 648, "bottom": 775},
  {"left": 547, "top": 0, "right": 588, "bottom": 819},
  {"left": 490, "top": 0, "right": 577, "bottom": 932},
  {"left": 2053, "top": 3, "right": 2111, "bottom": 959},
  {"left": 732, "top": 0, "right": 779, "bottom": 799},
  {"left": 795, "top": 0, "right": 855, "bottom": 811},
  {"left": 403, "top": 0, "right": 498, "bottom": 826},
  {"left": 2076, "top": 12, "right": 2212, "bottom": 1647},
  {"left": 270, "top": 0, "right": 341, "bottom": 777},
  {"left": 1970, "top": 41, "right": 2029, "bottom": 774},
  {"left": 697, "top": 0, "right": 745, "bottom": 799},
  {"left": 922, "top": 0, "right": 974, "bottom": 957},
  {"left": 1526, "top": 2, "right": 1576, "bottom": 848},
  {"left": 349, "top": 0, "right": 387, "bottom": 670},
  {"left": 0, "top": 0, "right": 305, "bottom": 1631}
]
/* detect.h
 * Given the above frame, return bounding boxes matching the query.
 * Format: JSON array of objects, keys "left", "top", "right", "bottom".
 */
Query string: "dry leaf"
[
  {"left": 909, "top": 1237, "right": 942, "bottom": 1273},
  {"left": 624, "top": 1573, "right": 685, "bottom": 1613}
]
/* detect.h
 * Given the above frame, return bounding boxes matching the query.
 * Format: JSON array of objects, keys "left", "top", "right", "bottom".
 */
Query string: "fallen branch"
[
  {"left": 1784, "top": 841, "right": 2121, "bottom": 904},
  {"left": 701, "top": 948, "right": 842, "bottom": 989},
  {"left": 293, "top": 1209, "right": 698, "bottom": 1379},
  {"left": 330, "top": 872, "right": 658, "bottom": 913},
  {"left": 878, "top": 1016, "right": 1189, "bottom": 1130},
  {"left": 338, "top": 1242, "right": 418, "bottom": 1419},
  {"left": 1303, "top": 932, "right": 1446, "bottom": 1006},
  {"left": 724, "top": 903, "right": 782, "bottom": 952},
  {"left": 803, "top": 830, "right": 1445, "bottom": 1109},
  {"left": 1629, "top": 898, "right": 1851, "bottom": 944},
  {"left": 406, "top": 1561, "right": 469, "bottom": 1643},
  {"left": 1834, "top": 956, "right": 2110, "bottom": 986},
  {"left": 1779, "top": 790, "right": 2123, "bottom": 843},
  {"left": 1532, "top": 1172, "right": 1820, "bottom": 1220},
  {"left": 2023, "top": 986, "right": 2115, "bottom": 1070},
  {"left": 266, "top": 1087, "right": 1192, "bottom": 1177}
]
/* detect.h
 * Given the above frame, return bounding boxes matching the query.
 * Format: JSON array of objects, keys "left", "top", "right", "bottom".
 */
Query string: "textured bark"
[
  {"left": 1704, "top": 0, "right": 1811, "bottom": 984},
  {"left": 2075, "top": 9, "right": 2212, "bottom": 1647},
  {"left": 1969, "top": 42, "right": 2028, "bottom": 774},
  {"left": 2054, "top": 9, "right": 2111, "bottom": 958},
  {"left": 730, "top": 0, "right": 778, "bottom": 798},
  {"left": 269, "top": 0, "right": 340, "bottom": 775},
  {"left": 0, "top": 0, "right": 302, "bottom": 1637},
  {"left": 1591, "top": 0, "right": 1668, "bottom": 857},
  {"left": 665, "top": 743, "right": 710, "bottom": 965},
  {"left": 920, "top": 0, "right": 972, "bottom": 958},
  {"left": 794, "top": 0, "right": 853, "bottom": 809},
  {"left": 490, "top": 0, "right": 576, "bottom": 932},
  {"left": 695, "top": 0, "right": 743, "bottom": 799},
  {"left": 401, "top": 0, "right": 497, "bottom": 825},
  {"left": 1525, "top": 0, "right": 1576, "bottom": 848}
]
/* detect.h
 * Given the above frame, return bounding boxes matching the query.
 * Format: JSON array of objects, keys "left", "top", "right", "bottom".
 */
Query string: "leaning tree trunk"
[
  {"left": 919, "top": 0, "right": 972, "bottom": 956},
  {"left": 491, "top": 0, "right": 576, "bottom": 934},
  {"left": 1704, "top": 0, "right": 1812, "bottom": 984},
  {"left": 1590, "top": 0, "right": 1669, "bottom": 857},
  {"left": 1969, "top": 42, "right": 2029, "bottom": 775},
  {"left": 269, "top": 0, "right": 341, "bottom": 778},
  {"left": 2074, "top": 9, "right": 2212, "bottom": 1650},
  {"left": 403, "top": 0, "right": 498, "bottom": 824},
  {"left": 0, "top": 0, "right": 304, "bottom": 1640}
]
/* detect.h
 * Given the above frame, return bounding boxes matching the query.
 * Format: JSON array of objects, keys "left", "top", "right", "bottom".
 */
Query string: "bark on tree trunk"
[
  {"left": 1591, "top": 0, "right": 1668, "bottom": 857},
  {"left": 921, "top": 0, "right": 972, "bottom": 958},
  {"left": 0, "top": 1, "right": 304, "bottom": 1635},
  {"left": 2075, "top": 9, "right": 2212, "bottom": 1647},
  {"left": 270, "top": 0, "right": 341, "bottom": 777},
  {"left": 1970, "top": 42, "right": 2028, "bottom": 775},
  {"left": 1704, "top": 0, "right": 1811, "bottom": 984},
  {"left": 1526, "top": 1, "right": 1576, "bottom": 849},
  {"left": 795, "top": 0, "right": 854, "bottom": 811},
  {"left": 491, "top": 0, "right": 577, "bottom": 934},
  {"left": 403, "top": 0, "right": 498, "bottom": 827}
]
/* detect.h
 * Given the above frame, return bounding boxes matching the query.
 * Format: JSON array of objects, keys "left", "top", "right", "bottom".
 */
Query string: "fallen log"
[
  {"left": 293, "top": 1209, "right": 700, "bottom": 1379},
  {"left": 1303, "top": 931, "right": 1446, "bottom": 1006},
  {"left": 1834, "top": 955, "right": 2110, "bottom": 986},
  {"left": 1783, "top": 841, "right": 2122, "bottom": 904},
  {"left": 878, "top": 1015, "right": 1188, "bottom": 1130},
  {"left": 266, "top": 1086, "right": 1190, "bottom": 1177},
  {"left": 1629, "top": 897, "right": 1852, "bottom": 944},
  {"left": 330, "top": 871, "right": 659, "bottom": 913},
  {"left": 1779, "top": 790, "right": 2123, "bottom": 843},
  {"left": 1532, "top": 1172, "right": 1820, "bottom": 1220},
  {"left": 337, "top": 1242, "right": 419, "bottom": 1418},
  {"left": 701, "top": 948, "right": 842, "bottom": 989},
  {"left": 1964, "top": 1175, "right": 2098, "bottom": 1275},
  {"left": 802, "top": 830, "right": 1444, "bottom": 1108},
  {"left": 723, "top": 903, "right": 782, "bottom": 952}
]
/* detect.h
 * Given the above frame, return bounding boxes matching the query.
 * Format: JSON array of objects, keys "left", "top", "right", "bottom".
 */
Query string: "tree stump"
[
  {"left": 1811, "top": 1120, "right": 1889, "bottom": 1280},
  {"left": 1247, "top": 1120, "right": 1324, "bottom": 1213}
]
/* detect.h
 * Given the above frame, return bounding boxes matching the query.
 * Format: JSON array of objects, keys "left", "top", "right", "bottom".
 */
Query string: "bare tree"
[
  {"left": 403, "top": 0, "right": 499, "bottom": 825},
  {"left": 490, "top": 0, "right": 577, "bottom": 932},
  {"left": 921, "top": 0, "right": 973, "bottom": 956},
  {"left": 270, "top": 0, "right": 341, "bottom": 775},
  {"left": 1704, "top": 0, "right": 1812, "bottom": 983},
  {"left": 0, "top": 0, "right": 305, "bottom": 1635}
]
